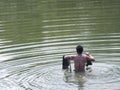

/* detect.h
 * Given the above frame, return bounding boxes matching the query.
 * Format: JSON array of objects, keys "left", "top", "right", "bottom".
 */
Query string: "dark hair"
[{"left": 76, "top": 45, "right": 83, "bottom": 54}]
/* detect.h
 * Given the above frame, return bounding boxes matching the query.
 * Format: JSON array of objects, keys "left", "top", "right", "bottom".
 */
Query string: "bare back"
[
  {"left": 65, "top": 54, "right": 94, "bottom": 72},
  {"left": 73, "top": 54, "right": 87, "bottom": 72}
]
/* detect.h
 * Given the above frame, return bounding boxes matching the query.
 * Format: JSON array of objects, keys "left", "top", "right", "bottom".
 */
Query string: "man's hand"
[{"left": 85, "top": 52, "right": 90, "bottom": 56}]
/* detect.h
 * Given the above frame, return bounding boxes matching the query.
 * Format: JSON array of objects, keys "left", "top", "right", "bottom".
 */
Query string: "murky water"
[{"left": 0, "top": 0, "right": 120, "bottom": 90}]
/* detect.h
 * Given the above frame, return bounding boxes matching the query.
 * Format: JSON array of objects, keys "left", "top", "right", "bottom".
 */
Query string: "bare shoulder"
[
  {"left": 82, "top": 54, "right": 88, "bottom": 60},
  {"left": 82, "top": 54, "right": 88, "bottom": 58},
  {"left": 83, "top": 53, "right": 95, "bottom": 61},
  {"left": 65, "top": 55, "right": 76, "bottom": 60}
]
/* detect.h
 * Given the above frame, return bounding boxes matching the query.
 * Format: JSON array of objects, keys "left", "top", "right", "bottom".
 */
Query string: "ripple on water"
[
  {"left": 16, "top": 64, "right": 77, "bottom": 90},
  {"left": 84, "top": 63, "right": 120, "bottom": 90},
  {"left": 11, "top": 63, "right": 120, "bottom": 90},
  {"left": 0, "top": 61, "right": 120, "bottom": 90}
]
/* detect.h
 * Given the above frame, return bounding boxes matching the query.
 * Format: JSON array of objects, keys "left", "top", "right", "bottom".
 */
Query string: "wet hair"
[{"left": 76, "top": 45, "right": 83, "bottom": 54}]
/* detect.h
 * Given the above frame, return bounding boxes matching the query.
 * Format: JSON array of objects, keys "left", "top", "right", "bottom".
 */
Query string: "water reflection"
[{"left": 64, "top": 70, "right": 86, "bottom": 90}]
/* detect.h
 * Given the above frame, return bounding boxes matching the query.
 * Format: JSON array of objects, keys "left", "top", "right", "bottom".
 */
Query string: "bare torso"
[
  {"left": 65, "top": 52, "right": 95, "bottom": 72},
  {"left": 73, "top": 54, "right": 87, "bottom": 72},
  {"left": 65, "top": 54, "right": 92, "bottom": 72}
]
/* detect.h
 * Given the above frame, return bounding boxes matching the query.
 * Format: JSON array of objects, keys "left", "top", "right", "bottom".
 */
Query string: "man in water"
[{"left": 64, "top": 45, "right": 95, "bottom": 72}]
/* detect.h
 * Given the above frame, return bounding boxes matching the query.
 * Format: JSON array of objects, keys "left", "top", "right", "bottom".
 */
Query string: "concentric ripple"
[
  {"left": 0, "top": 0, "right": 120, "bottom": 90},
  {"left": 1, "top": 63, "right": 120, "bottom": 90},
  {"left": 83, "top": 63, "right": 120, "bottom": 90}
]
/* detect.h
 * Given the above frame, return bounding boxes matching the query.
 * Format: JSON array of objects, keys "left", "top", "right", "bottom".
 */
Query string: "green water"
[{"left": 0, "top": 0, "right": 120, "bottom": 90}]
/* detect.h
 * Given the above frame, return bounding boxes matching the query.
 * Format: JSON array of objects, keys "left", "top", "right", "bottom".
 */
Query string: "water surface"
[{"left": 0, "top": 0, "right": 120, "bottom": 90}]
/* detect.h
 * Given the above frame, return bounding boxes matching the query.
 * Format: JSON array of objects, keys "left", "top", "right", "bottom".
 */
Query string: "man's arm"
[
  {"left": 64, "top": 55, "right": 76, "bottom": 60},
  {"left": 85, "top": 52, "right": 95, "bottom": 61}
]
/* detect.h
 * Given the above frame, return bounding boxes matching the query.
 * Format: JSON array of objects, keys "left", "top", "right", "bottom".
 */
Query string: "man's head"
[{"left": 76, "top": 45, "right": 83, "bottom": 54}]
